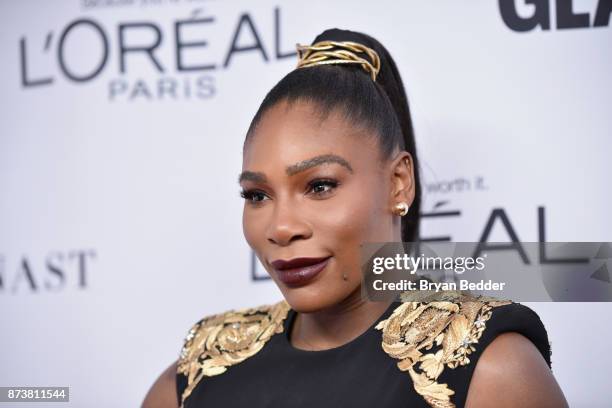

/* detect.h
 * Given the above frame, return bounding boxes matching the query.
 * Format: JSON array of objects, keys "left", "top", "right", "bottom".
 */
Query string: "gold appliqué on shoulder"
[
  {"left": 177, "top": 300, "right": 291, "bottom": 407},
  {"left": 375, "top": 292, "right": 511, "bottom": 408}
]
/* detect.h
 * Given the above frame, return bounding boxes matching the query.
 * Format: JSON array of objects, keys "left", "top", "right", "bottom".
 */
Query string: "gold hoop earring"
[{"left": 393, "top": 202, "right": 409, "bottom": 217}]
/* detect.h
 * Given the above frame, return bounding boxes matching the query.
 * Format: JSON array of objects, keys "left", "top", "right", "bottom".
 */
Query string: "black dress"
[{"left": 175, "top": 293, "right": 551, "bottom": 408}]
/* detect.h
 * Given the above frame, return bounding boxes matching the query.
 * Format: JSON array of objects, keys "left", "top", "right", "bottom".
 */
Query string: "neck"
[{"left": 289, "top": 291, "right": 394, "bottom": 351}]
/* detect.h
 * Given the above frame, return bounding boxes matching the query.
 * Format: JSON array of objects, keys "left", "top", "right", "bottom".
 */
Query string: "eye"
[
  {"left": 240, "top": 189, "right": 269, "bottom": 205},
  {"left": 307, "top": 178, "right": 339, "bottom": 197}
]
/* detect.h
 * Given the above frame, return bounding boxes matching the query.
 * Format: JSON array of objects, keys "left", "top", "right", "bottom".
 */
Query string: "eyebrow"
[{"left": 238, "top": 154, "right": 353, "bottom": 184}]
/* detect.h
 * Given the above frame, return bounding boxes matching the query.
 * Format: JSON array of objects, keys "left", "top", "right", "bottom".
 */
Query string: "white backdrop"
[{"left": 0, "top": 0, "right": 610, "bottom": 407}]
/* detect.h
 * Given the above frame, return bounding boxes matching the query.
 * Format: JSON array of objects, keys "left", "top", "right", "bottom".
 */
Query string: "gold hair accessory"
[
  {"left": 296, "top": 40, "right": 381, "bottom": 81},
  {"left": 393, "top": 202, "right": 409, "bottom": 217}
]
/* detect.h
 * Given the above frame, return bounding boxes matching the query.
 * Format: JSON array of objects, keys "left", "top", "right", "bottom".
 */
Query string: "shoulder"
[
  {"left": 141, "top": 360, "right": 179, "bottom": 408},
  {"left": 475, "top": 301, "right": 551, "bottom": 367},
  {"left": 176, "top": 300, "right": 290, "bottom": 407},
  {"left": 466, "top": 331, "right": 567, "bottom": 407},
  {"left": 375, "top": 293, "right": 554, "bottom": 407}
]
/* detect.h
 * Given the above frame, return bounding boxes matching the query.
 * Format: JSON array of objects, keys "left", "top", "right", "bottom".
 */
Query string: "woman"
[{"left": 142, "top": 28, "right": 568, "bottom": 408}]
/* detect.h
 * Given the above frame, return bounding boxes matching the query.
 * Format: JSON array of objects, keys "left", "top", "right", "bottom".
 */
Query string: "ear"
[{"left": 389, "top": 151, "right": 415, "bottom": 212}]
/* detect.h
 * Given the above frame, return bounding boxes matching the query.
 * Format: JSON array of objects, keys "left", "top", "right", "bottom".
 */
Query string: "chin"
[{"left": 277, "top": 282, "right": 351, "bottom": 313}]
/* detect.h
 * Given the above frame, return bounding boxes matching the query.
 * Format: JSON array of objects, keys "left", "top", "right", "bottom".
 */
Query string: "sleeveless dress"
[{"left": 175, "top": 293, "right": 552, "bottom": 408}]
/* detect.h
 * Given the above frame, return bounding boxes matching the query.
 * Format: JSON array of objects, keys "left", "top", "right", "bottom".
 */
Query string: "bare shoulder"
[
  {"left": 141, "top": 360, "right": 179, "bottom": 408},
  {"left": 466, "top": 332, "right": 568, "bottom": 408}
]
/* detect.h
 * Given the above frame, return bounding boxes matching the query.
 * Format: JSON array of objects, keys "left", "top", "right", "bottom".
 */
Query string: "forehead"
[{"left": 243, "top": 100, "right": 381, "bottom": 169}]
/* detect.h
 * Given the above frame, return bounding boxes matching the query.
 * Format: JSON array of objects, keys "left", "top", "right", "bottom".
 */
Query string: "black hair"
[{"left": 245, "top": 28, "right": 421, "bottom": 243}]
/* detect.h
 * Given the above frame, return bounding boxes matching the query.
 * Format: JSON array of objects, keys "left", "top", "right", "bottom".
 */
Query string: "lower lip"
[{"left": 274, "top": 257, "right": 331, "bottom": 287}]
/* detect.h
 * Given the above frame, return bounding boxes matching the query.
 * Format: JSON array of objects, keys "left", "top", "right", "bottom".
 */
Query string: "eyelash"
[
  {"left": 239, "top": 178, "right": 340, "bottom": 205},
  {"left": 307, "top": 178, "right": 339, "bottom": 196}
]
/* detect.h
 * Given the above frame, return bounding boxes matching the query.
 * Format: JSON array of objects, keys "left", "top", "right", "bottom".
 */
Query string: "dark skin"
[
  {"left": 240, "top": 99, "right": 408, "bottom": 349},
  {"left": 142, "top": 99, "right": 568, "bottom": 407}
]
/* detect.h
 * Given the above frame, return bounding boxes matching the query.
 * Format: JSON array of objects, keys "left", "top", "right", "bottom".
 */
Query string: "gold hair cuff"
[{"left": 296, "top": 40, "right": 381, "bottom": 81}]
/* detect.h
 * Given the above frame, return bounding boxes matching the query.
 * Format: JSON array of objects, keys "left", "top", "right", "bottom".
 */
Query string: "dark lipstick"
[{"left": 270, "top": 256, "right": 331, "bottom": 287}]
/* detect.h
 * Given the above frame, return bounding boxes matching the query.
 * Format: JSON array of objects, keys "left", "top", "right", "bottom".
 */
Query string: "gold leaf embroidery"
[
  {"left": 408, "top": 366, "right": 454, "bottom": 403},
  {"left": 377, "top": 291, "right": 512, "bottom": 408},
  {"left": 177, "top": 300, "right": 291, "bottom": 408},
  {"left": 420, "top": 350, "right": 444, "bottom": 379},
  {"left": 441, "top": 314, "right": 469, "bottom": 361}
]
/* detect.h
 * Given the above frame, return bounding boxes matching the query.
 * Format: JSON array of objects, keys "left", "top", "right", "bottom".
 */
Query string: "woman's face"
[{"left": 240, "top": 99, "right": 414, "bottom": 312}]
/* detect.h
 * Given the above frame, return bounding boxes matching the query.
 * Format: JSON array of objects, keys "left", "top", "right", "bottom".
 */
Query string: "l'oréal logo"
[{"left": 19, "top": 6, "right": 296, "bottom": 102}]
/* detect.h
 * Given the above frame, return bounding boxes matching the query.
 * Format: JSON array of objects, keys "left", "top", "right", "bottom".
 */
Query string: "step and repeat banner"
[{"left": 0, "top": 0, "right": 610, "bottom": 406}]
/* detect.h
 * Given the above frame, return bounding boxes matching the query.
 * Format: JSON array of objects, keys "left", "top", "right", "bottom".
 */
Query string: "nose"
[{"left": 266, "top": 198, "right": 312, "bottom": 246}]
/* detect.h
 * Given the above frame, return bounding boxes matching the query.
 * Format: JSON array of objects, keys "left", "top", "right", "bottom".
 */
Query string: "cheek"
[
  {"left": 315, "top": 180, "right": 384, "bottom": 252},
  {"left": 317, "top": 203, "right": 370, "bottom": 242},
  {"left": 242, "top": 206, "right": 267, "bottom": 252}
]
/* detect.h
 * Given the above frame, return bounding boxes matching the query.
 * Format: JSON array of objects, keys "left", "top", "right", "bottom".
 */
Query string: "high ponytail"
[{"left": 246, "top": 28, "right": 421, "bottom": 243}]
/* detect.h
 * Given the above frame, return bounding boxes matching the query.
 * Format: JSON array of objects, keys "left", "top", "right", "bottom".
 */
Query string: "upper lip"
[{"left": 270, "top": 256, "right": 331, "bottom": 270}]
